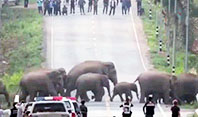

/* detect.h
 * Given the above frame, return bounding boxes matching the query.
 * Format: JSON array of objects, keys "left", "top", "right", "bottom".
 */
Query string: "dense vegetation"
[
  {"left": 142, "top": 0, "right": 198, "bottom": 74},
  {"left": 0, "top": 7, "right": 43, "bottom": 94}
]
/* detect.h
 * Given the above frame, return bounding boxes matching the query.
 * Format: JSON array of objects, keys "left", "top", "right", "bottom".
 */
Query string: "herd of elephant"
[{"left": 1, "top": 60, "right": 198, "bottom": 107}]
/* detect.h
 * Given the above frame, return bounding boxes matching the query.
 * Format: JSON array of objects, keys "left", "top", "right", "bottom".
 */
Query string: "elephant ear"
[
  {"left": 103, "top": 62, "right": 115, "bottom": 69},
  {"left": 103, "top": 62, "right": 115, "bottom": 75},
  {"left": 47, "top": 70, "right": 60, "bottom": 80}
]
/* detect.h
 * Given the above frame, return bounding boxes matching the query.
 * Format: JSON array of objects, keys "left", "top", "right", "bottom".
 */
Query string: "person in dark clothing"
[
  {"left": 136, "top": 0, "right": 142, "bottom": 15},
  {"left": 120, "top": 98, "right": 133, "bottom": 117},
  {"left": 24, "top": 0, "right": 29, "bottom": 8},
  {"left": 87, "top": 0, "right": 92, "bottom": 12},
  {"left": 53, "top": 0, "right": 57, "bottom": 15},
  {"left": 80, "top": 100, "right": 88, "bottom": 117},
  {"left": 78, "top": 0, "right": 86, "bottom": 15},
  {"left": 44, "top": 0, "right": 50, "bottom": 15},
  {"left": 126, "top": 0, "right": 131, "bottom": 14},
  {"left": 10, "top": 102, "right": 18, "bottom": 117},
  {"left": 62, "top": 5, "right": 68, "bottom": 15},
  {"left": 121, "top": 0, "right": 127, "bottom": 15},
  {"left": 70, "top": 0, "right": 76, "bottom": 14},
  {"left": 103, "top": 0, "right": 109, "bottom": 14},
  {"left": 143, "top": 95, "right": 155, "bottom": 117},
  {"left": 93, "top": 0, "right": 98, "bottom": 15},
  {"left": 56, "top": 0, "right": 61, "bottom": 15},
  {"left": 109, "top": 0, "right": 116, "bottom": 15},
  {"left": 171, "top": 99, "right": 180, "bottom": 117}
]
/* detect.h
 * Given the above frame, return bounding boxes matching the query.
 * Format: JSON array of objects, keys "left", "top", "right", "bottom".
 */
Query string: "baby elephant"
[
  {"left": 110, "top": 82, "right": 139, "bottom": 102},
  {"left": 75, "top": 73, "right": 111, "bottom": 102}
]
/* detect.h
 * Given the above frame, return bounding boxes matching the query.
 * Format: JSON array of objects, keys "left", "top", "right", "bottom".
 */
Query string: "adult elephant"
[
  {"left": 0, "top": 80, "right": 10, "bottom": 106},
  {"left": 172, "top": 73, "right": 198, "bottom": 104},
  {"left": 110, "top": 82, "right": 139, "bottom": 102},
  {"left": 20, "top": 68, "right": 66, "bottom": 101},
  {"left": 75, "top": 73, "right": 111, "bottom": 102},
  {"left": 65, "top": 60, "right": 117, "bottom": 96},
  {"left": 134, "top": 71, "right": 174, "bottom": 104}
]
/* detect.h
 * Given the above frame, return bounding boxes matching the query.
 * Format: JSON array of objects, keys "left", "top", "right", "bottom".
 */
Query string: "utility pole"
[
  {"left": 185, "top": 0, "right": 189, "bottom": 72},
  {"left": 172, "top": 0, "right": 177, "bottom": 74}
]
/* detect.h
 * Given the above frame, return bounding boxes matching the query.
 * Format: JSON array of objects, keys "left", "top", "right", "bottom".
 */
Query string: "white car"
[
  {"left": 27, "top": 101, "right": 70, "bottom": 117},
  {"left": 34, "top": 96, "right": 81, "bottom": 117}
]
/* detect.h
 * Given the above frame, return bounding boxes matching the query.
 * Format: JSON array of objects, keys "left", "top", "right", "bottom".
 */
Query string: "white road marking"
[
  {"left": 51, "top": 16, "right": 54, "bottom": 69},
  {"left": 130, "top": 2, "right": 166, "bottom": 117}
]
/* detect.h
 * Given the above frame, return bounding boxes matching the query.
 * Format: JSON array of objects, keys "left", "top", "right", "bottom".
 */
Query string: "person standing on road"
[
  {"left": 80, "top": 100, "right": 88, "bottom": 117},
  {"left": 121, "top": 0, "right": 127, "bottom": 15},
  {"left": 10, "top": 103, "right": 18, "bottom": 117},
  {"left": 93, "top": 0, "right": 98, "bottom": 15},
  {"left": 37, "top": 0, "right": 43, "bottom": 14},
  {"left": 120, "top": 98, "right": 133, "bottom": 117},
  {"left": 109, "top": 0, "right": 116, "bottom": 15},
  {"left": 78, "top": 0, "right": 86, "bottom": 15},
  {"left": 143, "top": 95, "right": 155, "bottom": 117},
  {"left": 43, "top": 0, "right": 50, "bottom": 15},
  {"left": 171, "top": 99, "right": 180, "bottom": 117},
  {"left": 70, "top": 0, "right": 76, "bottom": 14},
  {"left": 103, "top": 0, "right": 109, "bottom": 14},
  {"left": 126, "top": 0, "right": 131, "bottom": 14},
  {"left": 87, "top": 0, "right": 92, "bottom": 12}
]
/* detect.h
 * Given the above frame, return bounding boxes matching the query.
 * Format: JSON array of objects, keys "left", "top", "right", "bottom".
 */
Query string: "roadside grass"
[
  {"left": 0, "top": 7, "right": 43, "bottom": 104},
  {"left": 141, "top": 0, "right": 186, "bottom": 74}
]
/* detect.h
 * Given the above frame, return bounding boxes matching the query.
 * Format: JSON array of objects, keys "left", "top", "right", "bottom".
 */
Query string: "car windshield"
[
  {"left": 64, "top": 101, "right": 72, "bottom": 108},
  {"left": 33, "top": 103, "right": 66, "bottom": 113}
]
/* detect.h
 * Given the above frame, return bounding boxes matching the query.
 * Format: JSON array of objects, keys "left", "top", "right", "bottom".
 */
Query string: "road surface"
[{"left": 44, "top": 0, "right": 194, "bottom": 116}]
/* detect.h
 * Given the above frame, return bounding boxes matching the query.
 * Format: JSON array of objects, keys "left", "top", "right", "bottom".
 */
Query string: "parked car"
[{"left": 27, "top": 101, "right": 70, "bottom": 117}]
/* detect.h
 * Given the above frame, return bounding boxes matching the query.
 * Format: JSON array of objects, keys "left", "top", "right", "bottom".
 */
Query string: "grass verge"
[{"left": 0, "top": 7, "right": 44, "bottom": 105}]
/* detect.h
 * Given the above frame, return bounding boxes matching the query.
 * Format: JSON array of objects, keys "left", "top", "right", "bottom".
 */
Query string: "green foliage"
[
  {"left": 181, "top": 102, "right": 198, "bottom": 109},
  {"left": 1, "top": 8, "right": 44, "bottom": 74},
  {"left": 2, "top": 71, "right": 24, "bottom": 93},
  {"left": 0, "top": 8, "right": 44, "bottom": 94}
]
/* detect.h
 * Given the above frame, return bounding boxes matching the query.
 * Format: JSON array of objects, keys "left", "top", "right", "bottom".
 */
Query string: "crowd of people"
[
  {"left": 36, "top": 0, "right": 143, "bottom": 16},
  {"left": 119, "top": 95, "right": 181, "bottom": 117},
  {"left": 0, "top": 97, "right": 181, "bottom": 117}
]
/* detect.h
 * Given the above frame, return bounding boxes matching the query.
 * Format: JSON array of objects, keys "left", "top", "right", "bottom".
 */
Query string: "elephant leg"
[
  {"left": 94, "top": 88, "right": 104, "bottom": 102},
  {"left": 29, "top": 91, "right": 37, "bottom": 101},
  {"left": 110, "top": 91, "right": 117, "bottom": 102},
  {"left": 140, "top": 90, "right": 145, "bottom": 103},
  {"left": 118, "top": 93, "right": 124, "bottom": 102},
  {"left": 4, "top": 92, "right": 10, "bottom": 107},
  {"left": 65, "top": 89, "right": 71, "bottom": 97},
  {"left": 81, "top": 93, "right": 90, "bottom": 102},
  {"left": 125, "top": 91, "right": 133, "bottom": 101},
  {"left": 163, "top": 91, "right": 170, "bottom": 104},
  {"left": 20, "top": 89, "right": 28, "bottom": 102}
]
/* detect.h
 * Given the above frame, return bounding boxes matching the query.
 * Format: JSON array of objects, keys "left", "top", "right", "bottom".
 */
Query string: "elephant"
[
  {"left": 172, "top": 73, "right": 198, "bottom": 104},
  {"left": 75, "top": 73, "right": 111, "bottom": 102},
  {"left": 20, "top": 68, "right": 66, "bottom": 101},
  {"left": 110, "top": 82, "right": 139, "bottom": 102},
  {"left": 134, "top": 71, "right": 174, "bottom": 104},
  {"left": 65, "top": 60, "right": 117, "bottom": 96},
  {"left": 0, "top": 80, "right": 10, "bottom": 106}
]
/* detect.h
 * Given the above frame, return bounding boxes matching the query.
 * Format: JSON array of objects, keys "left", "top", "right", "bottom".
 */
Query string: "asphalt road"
[{"left": 44, "top": 0, "right": 194, "bottom": 116}]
